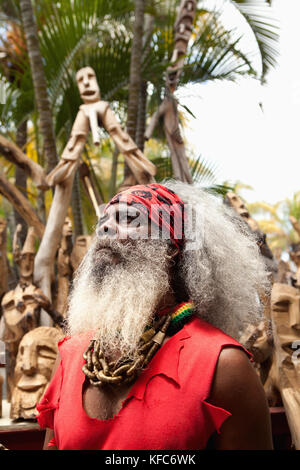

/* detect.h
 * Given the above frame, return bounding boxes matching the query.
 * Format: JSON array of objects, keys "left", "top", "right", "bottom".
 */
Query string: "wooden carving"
[
  {"left": 264, "top": 283, "right": 300, "bottom": 449},
  {"left": 0, "top": 134, "right": 48, "bottom": 190},
  {"left": 1, "top": 283, "right": 41, "bottom": 401},
  {"left": 0, "top": 218, "right": 8, "bottom": 298},
  {"left": 225, "top": 192, "right": 259, "bottom": 231},
  {"left": 0, "top": 172, "right": 44, "bottom": 240},
  {"left": 10, "top": 326, "right": 63, "bottom": 420},
  {"left": 225, "top": 191, "right": 276, "bottom": 277},
  {"left": 78, "top": 161, "right": 103, "bottom": 217},
  {"left": 0, "top": 374, "right": 3, "bottom": 418},
  {"left": 56, "top": 217, "right": 73, "bottom": 316},
  {"left": 145, "top": 0, "right": 196, "bottom": 183},
  {"left": 1, "top": 225, "right": 64, "bottom": 401},
  {"left": 46, "top": 67, "right": 156, "bottom": 190},
  {"left": 240, "top": 321, "right": 273, "bottom": 385},
  {"left": 13, "top": 224, "right": 36, "bottom": 287},
  {"left": 289, "top": 242, "right": 300, "bottom": 288},
  {"left": 167, "top": 0, "right": 197, "bottom": 92},
  {"left": 70, "top": 235, "right": 92, "bottom": 272}
]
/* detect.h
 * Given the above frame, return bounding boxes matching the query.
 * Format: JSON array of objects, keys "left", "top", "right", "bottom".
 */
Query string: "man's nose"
[
  {"left": 97, "top": 219, "right": 119, "bottom": 238},
  {"left": 20, "top": 347, "right": 37, "bottom": 376}
]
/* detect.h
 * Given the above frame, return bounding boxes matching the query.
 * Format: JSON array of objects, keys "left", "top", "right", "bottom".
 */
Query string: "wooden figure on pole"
[{"left": 145, "top": 0, "right": 197, "bottom": 183}]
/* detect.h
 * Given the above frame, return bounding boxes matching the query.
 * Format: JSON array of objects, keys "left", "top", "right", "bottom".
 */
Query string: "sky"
[{"left": 177, "top": 0, "right": 300, "bottom": 205}]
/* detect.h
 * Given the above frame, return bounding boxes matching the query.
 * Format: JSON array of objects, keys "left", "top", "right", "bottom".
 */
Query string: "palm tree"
[
  {"left": 124, "top": 0, "right": 146, "bottom": 183},
  {"left": 246, "top": 194, "right": 300, "bottom": 253},
  {"left": 19, "top": 0, "right": 57, "bottom": 172},
  {"left": 0, "top": 0, "right": 279, "bottom": 229},
  {"left": 127, "top": 0, "right": 146, "bottom": 142}
]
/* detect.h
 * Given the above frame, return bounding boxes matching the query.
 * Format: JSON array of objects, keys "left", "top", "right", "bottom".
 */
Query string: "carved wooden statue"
[
  {"left": 70, "top": 235, "right": 92, "bottom": 273},
  {"left": 0, "top": 218, "right": 8, "bottom": 298},
  {"left": 13, "top": 224, "right": 36, "bottom": 287},
  {"left": 1, "top": 226, "right": 64, "bottom": 401},
  {"left": 56, "top": 217, "right": 73, "bottom": 316},
  {"left": 264, "top": 283, "right": 300, "bottom": 449},
  {"left": 225, "top": 191, "right": 278, "bottom": 390},
  {"left": 10, "top": 326, "right": 63, "bottom": 420},
  {"left": 145, "top": 0, "right": 196, "bottom": 183},
  {"left": 1, "top": 282, "right": 64, "bottom": 402},
  {"left": 46, "top": 67, "right": 156, "bottom": 190},
  {"left": 225, "top": 192, "right": 259, "bottom": 231},
  {"left": 225, "top": 192, "right": 276, "bottom": 278},
  {"left": 0, "top": 374, "right": 3, "bottom": 418},
  {"left": 289, "top": 242, "right": 300, "bottom": 288}
]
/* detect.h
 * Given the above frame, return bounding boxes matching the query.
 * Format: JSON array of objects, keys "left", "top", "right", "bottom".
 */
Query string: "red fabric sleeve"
[
  {"left": 36, "top": 359, "right": 63, "bottom": 430},
  {"left": 202, "top": 400, "right": 231, "bottom": 435}
]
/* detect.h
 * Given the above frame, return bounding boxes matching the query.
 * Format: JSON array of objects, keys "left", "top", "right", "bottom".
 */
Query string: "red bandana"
[{"left": 105, "top": 184, "right": 185, "bottom": 250}]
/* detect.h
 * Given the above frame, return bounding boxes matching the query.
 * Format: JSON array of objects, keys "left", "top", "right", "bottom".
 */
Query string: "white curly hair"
[{"left": 163, "top": 180, "right": 270, "bottom": 342}]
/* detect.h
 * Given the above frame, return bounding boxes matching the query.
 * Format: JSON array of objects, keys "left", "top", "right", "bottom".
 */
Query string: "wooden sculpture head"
[
  {"left": 10, "top": 326, "right": 63, "bottom": 420},
  {"left": 76, "top": 66, "right": 100, "bottom": 104},
  {"left": 290, "top": 243, "right": 300, "bottom": 287},
  {"left": 270, "top": 282, "right": 300, "bottom": 447},
  {"left": 13, "top": 225, "right": 36, "bottom": 286},
  {"left": 1, "top": 284, "right": 41, "bottom": 353},
  {"left": 271, "top": 283, "right": 300, "bottom": 376},
  {"left": 70, "top": 235, "right": 92, "bottom": 272},
  {"left": 62, "top": 216, "right": 73, "bottom": 238}
]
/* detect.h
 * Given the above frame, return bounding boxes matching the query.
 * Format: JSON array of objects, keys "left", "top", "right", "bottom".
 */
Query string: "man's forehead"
[{"left": 105, "top": 202, "right": 143, "bottom": 215}]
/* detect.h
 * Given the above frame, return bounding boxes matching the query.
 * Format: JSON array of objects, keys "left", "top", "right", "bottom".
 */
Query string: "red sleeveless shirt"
[{"left": 37, "top": 316, "right": 250, "bottom": 450}]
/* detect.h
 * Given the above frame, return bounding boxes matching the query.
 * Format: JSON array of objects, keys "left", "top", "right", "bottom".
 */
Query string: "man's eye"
[{"left": 118, "top": 214, "right": 136, "bottom": 224}]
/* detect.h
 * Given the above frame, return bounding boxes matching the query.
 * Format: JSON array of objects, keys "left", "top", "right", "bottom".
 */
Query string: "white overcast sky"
[{"left": 177, "top": 0, "right": 300, "bottom": 205}]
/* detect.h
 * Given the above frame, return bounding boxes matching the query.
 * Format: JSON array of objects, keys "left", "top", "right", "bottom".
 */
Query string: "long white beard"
[{"left": 66, "top": 238, "right": 171, "bottom": 359}]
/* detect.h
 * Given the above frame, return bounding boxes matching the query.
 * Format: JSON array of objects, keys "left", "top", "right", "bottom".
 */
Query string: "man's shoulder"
[{"left": 185, "top": 316, "right": 247, "bottom": 352}]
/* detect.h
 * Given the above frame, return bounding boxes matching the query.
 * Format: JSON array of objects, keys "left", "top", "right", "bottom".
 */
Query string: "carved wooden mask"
[
  {"left": 70, "top": 235, "right": 92, "bottom": 272},
  {"left": 10, "top": 327, "right": 63, "bottom": 420},
  {"left": 1, "top": 284, "right": 43, "bottom": 355},
  {"left": 271, "top": 282, "right": 300, "bottom": 448},
  {"left": 76, "top": 66, "right": 100, "bottom": 104}
]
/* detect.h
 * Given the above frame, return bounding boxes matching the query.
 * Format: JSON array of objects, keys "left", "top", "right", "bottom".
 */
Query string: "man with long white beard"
[{"left": 37, "top": 182, "right": 273, "bottom": 450}]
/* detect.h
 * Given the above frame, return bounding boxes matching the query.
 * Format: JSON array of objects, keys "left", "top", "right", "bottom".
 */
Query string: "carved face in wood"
[
  {"left": 62, "top": 216, "right": 73, "bottom": 238},
  {"left": 271, "top": 283, "right": 300, "bottom": 383},
  {"left": 1, "top": 284, "right": 41, "bottom": 347},
  {"left": 10, "top": 327, "right": 63, "bottom": 420},
  {"left": 225, "top": 192, "right": 259, "bottom": 232},
  {"left": 290, "top": 243, "right": 300, "bottom": 287},
  {"left": 19, "top": 252, "right": 35, "bottom": 283},
  {"left": 76, "top": 67, "right": 100, "bottom": 104},
  {"left": 225, "top": 192, "right": 250, "bottom": 219},
  {"left": 13, "top": 226, "right": 36, "bottom": 284}
]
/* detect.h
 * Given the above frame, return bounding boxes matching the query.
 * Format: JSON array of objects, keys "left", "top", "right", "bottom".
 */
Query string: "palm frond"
[{"left": 230, "top": 0, "right": 280, "bottom": 79}]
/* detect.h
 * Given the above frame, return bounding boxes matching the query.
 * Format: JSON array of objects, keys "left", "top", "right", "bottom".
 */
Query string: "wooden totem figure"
[
  {"left": 46, "top": 66, "right": 156, "bottom": 191},
  {"left": 13, "top": 224, "right": 36, "bottom": 287},
  {"left": 56, "top": 217, "right": 73, "bottom": 317},
  {"left": 289, "top": 242, "right": 300, "bottom": 288},
  {"left": 1, "top": 226, "right": 64, "bottom": 401},
  {"left": 264, "top": 283, "right": 300, "bottom": 449},
  {"left": 10, "top": 326, "right": 63, "bottom": 420},
  {"left": 225, "top": 192, "right": 276, "bottom": 383},
  {"left": 70, "top": 235, "right": 92, "bottom": 273},
  {"left": 145, "top": 0, "right": 196, "bottom": 183},
  {"left": 0, "top": 218, "right": 8, "bottom": 298}
]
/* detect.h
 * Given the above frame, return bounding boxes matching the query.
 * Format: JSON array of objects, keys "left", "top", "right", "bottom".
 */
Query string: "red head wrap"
[{"left": 105, "top": 184, "right": 185, "bottom": 250}]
